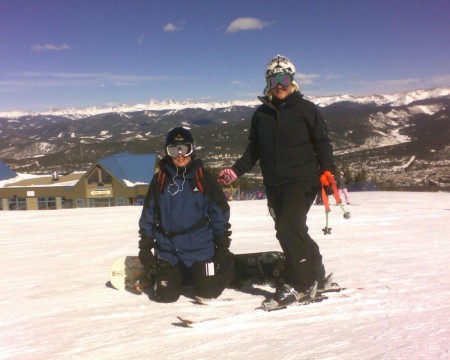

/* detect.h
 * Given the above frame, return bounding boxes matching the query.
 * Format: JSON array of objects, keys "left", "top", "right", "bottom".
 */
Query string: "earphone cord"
[{"left": 168, "top": 166, "right": 187, "bottom": 196}]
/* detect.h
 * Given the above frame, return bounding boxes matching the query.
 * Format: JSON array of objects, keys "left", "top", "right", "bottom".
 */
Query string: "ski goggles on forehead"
[
  {"left": 166, "top": 143, "right": 194, "bottom": 157},
  {"left": 267, "top": 73, "right": 293, "bottom": 89}
]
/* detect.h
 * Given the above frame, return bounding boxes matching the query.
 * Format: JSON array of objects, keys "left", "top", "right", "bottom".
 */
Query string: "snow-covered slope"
[{"left": 1, "top": 192, "right": 448, "bottom": 359}]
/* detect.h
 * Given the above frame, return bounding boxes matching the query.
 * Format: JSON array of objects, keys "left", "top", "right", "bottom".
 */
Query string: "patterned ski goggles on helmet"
[
  {"left": 166, "top": 143, "right": 194, "bottom": 157},
  {"left": 267, "top": 73, "right": 293, "bottom": 89}
]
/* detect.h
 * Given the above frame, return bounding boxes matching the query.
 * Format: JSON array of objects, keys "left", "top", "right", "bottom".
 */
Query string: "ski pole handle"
[{"left": 322, "top": 171, "right": 342, "bottom": 205}]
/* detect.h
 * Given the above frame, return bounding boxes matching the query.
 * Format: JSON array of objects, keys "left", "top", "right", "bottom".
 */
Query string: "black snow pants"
[
  {"left": 152, "top": 251, "right": 235, "bottom": 303},
  {"left": 266, "top": 181, "right": 325, "bottom": 293}
]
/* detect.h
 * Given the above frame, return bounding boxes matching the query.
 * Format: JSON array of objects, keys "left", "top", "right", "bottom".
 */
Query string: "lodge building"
[{"left": 0, "top": 152, "right": 157, "bottom": 211}]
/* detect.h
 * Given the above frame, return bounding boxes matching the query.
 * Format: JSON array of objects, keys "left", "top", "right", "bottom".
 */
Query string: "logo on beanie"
[{"left": 174, "top": 134, "right": 185, "bottom": 141}]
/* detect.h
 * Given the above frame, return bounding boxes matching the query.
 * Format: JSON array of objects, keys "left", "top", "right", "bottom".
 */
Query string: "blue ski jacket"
[{"left": 139, "top": 157, "right": 231, "bottom": 267}]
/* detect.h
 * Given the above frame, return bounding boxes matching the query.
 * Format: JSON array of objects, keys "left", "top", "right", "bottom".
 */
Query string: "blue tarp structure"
[
  {"left": 0, "top": 160, "right": 17, "bottom": 181},
  {"left": 98, "top": 152, "right": 157, "bottom": 186}
]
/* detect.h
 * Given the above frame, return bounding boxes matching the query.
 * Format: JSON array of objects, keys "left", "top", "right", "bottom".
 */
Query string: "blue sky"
[{"left": 1, "top": 0, "right": 449, "bottom": 112}]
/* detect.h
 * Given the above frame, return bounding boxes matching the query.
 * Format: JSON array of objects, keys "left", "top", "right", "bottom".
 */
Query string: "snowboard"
[
  {"left": 109, "top": 255, "right": 151, "bottom": 294},
  {"left": 108, "top": 251, "right": 286, "bottom": 294},
  {"left": 233, "top": 251, "right": 285, "bottom": 287}
]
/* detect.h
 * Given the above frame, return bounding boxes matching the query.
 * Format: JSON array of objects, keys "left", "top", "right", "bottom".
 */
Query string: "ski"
[
  {"left": 192, "top": 296, "right": 233, "bottom": 305},
  {"left": 176, "top": 316, "right": 194, "bottom": 328},
  {"left": 318, "top": 286, "right": 346, "bottom": 294},
  {"left": 175, "top": 284, "right": 347, "bottom": 327},
  {"left": 258, "top": 293, "right": 329, "bottom": 312},
  {"left": 175, "top": 315, "right": 221, "bottom": 328},
  {"left": 258, "top": 275, "right": 343, "bottom": 312}
]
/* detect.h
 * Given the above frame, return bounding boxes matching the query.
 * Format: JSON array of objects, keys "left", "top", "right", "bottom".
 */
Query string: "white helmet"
[
  {"left": 265, "top": 55, "right": 296, "bottom": 77},
  {"left": 264, "top": 54, "right": 299, "bottom": 96}
]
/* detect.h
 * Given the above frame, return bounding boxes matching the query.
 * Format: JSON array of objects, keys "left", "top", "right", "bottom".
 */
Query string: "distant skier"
[
  {"left": 138, "top": 127, "right": 235, "bottom": 303},
  {"left": 337, "top": 171, "right": 351, "bottom": 205},
  {"left": 218, "top": 55, "right": 337, "bottom": 309}
]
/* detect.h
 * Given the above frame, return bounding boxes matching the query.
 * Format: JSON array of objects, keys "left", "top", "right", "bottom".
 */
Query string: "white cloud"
[
  {"left": 226, "top": 18, "right": 269, "bottom": 33},
  {"left": 430, "top": 74, "right": 450, "bottom": 86},
  {"left": 333, "top": 77, "right": 422, "bottom": 96},
  {"left": 230, "top": 80, "right": 247, "bottom": 86},
  {"left": 163, "top": 23, "right": 182, "bottom": 32},
  {"left": 0, "top": 72, "right": 178, "bottom": 92},
  {"left": 296, "top": 73, "right": 321, "bottom": 85},
  {"left": 367, "top": 78, "right": 420, "bottom": 88},
  {"left": 31, "top": 43, "right": 72, "bottom": 52}
]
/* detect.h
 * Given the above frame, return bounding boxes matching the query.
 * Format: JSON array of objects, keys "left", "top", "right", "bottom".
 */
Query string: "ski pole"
[
  {"left": 323, "top": 171, "right": 351, "bottom": 219},
  {"left": 338, "top": 204, "right": 351, "bottom": 219},
  {"left": 319, "top": 176, "right": 332, "bottom": 235},
  {"left": 322, "top": 211, "right": 331, "bottom": 235}
]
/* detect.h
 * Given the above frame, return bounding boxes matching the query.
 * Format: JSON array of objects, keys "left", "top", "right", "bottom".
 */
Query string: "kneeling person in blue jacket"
[{"left": 138, "top": 127, "right": 235, "bottom": 302}]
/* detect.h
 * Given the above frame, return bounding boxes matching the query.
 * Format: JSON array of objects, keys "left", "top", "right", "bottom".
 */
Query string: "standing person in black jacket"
[{"left": 218, "top": 55, "right": 336, "bottom": 307}]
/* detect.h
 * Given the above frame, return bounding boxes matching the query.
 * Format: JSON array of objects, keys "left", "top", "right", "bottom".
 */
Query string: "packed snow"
[{"left": 0, "top": 191, "right": 449, "bottom": 359}]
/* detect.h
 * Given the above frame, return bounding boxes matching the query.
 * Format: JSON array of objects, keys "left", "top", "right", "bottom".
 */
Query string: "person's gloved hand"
[
  {"left": 217, "top": 168, "right": 238, "bottom": 185},
  {"left": 138, "top": 237, "right": 155, "bottom": 270},
  {"left": 319, "top": 171, "right": 332, "bottom": 186},
  {"left": 320, "top": 171, "right": 333, "bottom": 195},
  {"left": 215, "top": 233, "right": 232, "bottom": 249},
  {"left": 214, "top": 232, "right": 232, "bottom": 260},
  {"left": 214, "top": 233, "right": 234, "bottom": 274}
]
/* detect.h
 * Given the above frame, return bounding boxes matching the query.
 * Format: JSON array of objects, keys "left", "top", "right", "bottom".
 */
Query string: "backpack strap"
[
  {"left": 194, "top": 167, "right": 204, "bottom": 193},
  {"left": 157, "top": 171, "right": 166, "bottom": 192},
  {"left": 153, "top": 170, "right": 166, "bottom": 230},
  {"left": 156, "top": 217, "right": 211, "bottom": 238}
]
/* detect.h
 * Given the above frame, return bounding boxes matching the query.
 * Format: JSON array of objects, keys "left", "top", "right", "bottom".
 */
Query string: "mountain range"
[{"left": 1, "top": 87, "right": 449, "bottom": 190}]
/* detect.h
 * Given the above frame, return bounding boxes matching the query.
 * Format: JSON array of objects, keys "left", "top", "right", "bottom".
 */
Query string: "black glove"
[
  {"left": 215, "top": 232, "right": 232, "bottom": 249},
  {"left": 214, "top": 233, "right": 233, "bottom": 275},
  {"left": 138, "top": 237, "right": 155, "bottom": 270}
]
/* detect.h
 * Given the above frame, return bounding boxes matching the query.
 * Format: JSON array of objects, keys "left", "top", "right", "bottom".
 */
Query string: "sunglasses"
[
  {"left": 267, "top": 73, "right": 293, "bottom": 89},
  {"left": 166, "top": 143, "right": 193, "bottom": 157}
]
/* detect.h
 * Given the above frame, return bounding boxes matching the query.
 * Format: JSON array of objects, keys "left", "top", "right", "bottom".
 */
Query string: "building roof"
[
  {"left": 4, "top": 172, "right": 84, "bottom": 187},
  {"left": 0, "top": 160, "right": 17, "bottom": 181},
  {"left": 97, "top": 152, "right": 156, "bottom": 186}
]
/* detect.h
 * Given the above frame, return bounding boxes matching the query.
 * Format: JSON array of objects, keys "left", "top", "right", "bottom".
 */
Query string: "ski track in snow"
[{"left": 0, "top": 192, "right": 449, "bottom": 359}]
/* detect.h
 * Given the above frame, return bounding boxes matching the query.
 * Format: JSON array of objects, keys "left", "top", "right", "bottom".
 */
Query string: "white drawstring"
[{"left": 168, "top": 166, "right": 187, "bottom": 196}]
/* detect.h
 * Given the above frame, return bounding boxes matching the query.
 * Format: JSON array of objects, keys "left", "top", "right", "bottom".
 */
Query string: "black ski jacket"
[{"left": 232, "top": 91, "right": 335, "bottom": 187}]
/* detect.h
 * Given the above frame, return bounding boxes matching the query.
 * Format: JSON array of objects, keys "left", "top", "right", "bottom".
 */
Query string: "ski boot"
[
  {"left": 317, "top": 273, "right": 342, "bottom": 294},
  {"left": 261, "top": 281, "right": 318, "bottom": 311}
]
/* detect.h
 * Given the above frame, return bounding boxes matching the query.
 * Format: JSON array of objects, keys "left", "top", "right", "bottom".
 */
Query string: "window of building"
[
  {"left": 87, "top": 166, "right": 112, "bottom": 186},
  {"left": 76, "top": 199, "right": 85, "bottom": 208},
  {"left": 38, "top": 197, "right": 57, "bottom": 210},
  {"left": 9, "top": 197, "right": 26, "bottom": 210},
  {"left": 0, "top": 199, "right": 3, "bottom": 210},
  {"left": 88, "top": 198, "right": 113, "bottom": 207},
  {"left": 116, "top": 197, "right": 127, "bottom": 206}
]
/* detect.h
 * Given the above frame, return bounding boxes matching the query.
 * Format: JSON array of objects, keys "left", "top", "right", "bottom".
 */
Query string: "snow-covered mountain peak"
[
  {"left": 310, "top": 87, "right": 450, "bottom": 107},
  {"left": 0, "top": 87, "right": 449, "bottom": 119}
]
